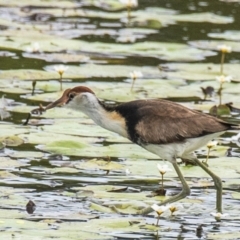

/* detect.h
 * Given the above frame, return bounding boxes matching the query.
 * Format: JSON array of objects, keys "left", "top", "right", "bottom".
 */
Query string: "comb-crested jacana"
[{"left": 42, "top": 86, "right": 238, "bottom": 215}]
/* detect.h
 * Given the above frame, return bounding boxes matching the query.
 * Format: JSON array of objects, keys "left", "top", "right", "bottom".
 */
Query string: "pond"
[{"left": 1, "top": 0, "right": 240, "bottom": 239}]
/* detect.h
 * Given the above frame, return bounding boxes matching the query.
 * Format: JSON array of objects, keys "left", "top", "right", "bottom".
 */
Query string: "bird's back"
[{"left": 114, "top": 99, "right": 237, "bottom": 145}]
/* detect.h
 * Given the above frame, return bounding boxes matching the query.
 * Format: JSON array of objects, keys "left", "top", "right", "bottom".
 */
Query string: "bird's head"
[{"left": 45, "top": 86, "right": 96, "bottom": 112}]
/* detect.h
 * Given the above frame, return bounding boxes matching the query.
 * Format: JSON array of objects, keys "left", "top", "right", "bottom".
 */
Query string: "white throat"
[{"left": 67, "top": 92, "right": 128, "bottom": 138}]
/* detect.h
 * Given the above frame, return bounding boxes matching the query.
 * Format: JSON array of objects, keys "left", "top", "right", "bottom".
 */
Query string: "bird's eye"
[{"left": 68, "top": 92, "right": 76, "bottom": 100}]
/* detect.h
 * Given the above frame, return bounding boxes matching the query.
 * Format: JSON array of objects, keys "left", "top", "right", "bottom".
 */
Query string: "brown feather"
[{"left": 115, "top": 99, "right": 236, "bottom": 144}]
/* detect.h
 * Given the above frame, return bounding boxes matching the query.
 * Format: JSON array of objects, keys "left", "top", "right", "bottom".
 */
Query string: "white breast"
[
  {"left": 142, "top": 131, "right": 224, "bottom": 162},
  {"left": 72, "top": 92, "right": 128, "bottom": 138},
  {"left": 96, "top": 108, "right": 128, "bottom": 138}
]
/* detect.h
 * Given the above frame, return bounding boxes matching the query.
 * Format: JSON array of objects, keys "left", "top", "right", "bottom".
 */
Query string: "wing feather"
[{"left": 116, "top": 99, "right": 233, "bottom": 144}]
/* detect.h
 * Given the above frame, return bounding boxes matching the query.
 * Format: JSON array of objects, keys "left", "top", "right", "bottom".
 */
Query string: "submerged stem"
[
  {"left": 127, "top": 6, "right": 131, "bottom": 20},
  {"left": 32, "top": 80, "right": 37, "bottom": 96},
  {"left": 205, "top": 148, "right": 210, "bottom": 163},
  {"left": 156, "top": 214, "right": 160, "bottom": 226},
  {"left": 161, "top": 174, "right": 164, "bottom": 190},
  {"left": 60, "top": 73, "right": 63, "bottom": 91},
  {"left": 219, "top": 84, "right": 223, "bottom": 105},
  {"left": 131, "top": 77, "right": 136, "bottom": 91},
  {"left": 220, "top": 52, "right": 225, "bottom": 75}
]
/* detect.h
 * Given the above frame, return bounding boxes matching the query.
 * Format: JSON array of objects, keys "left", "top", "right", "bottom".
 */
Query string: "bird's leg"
[
  {"left": 193, "top": 158, "right": 222, "bottom": 213},
  {"left": 202, "top": 147, "right": 210, "bottom": 164},
  {"left": 139, "top": 161, "right": 191, "bottom": 215}
]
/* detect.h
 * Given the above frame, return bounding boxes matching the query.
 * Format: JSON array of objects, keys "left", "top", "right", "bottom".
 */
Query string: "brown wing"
[{"left": 125, "top": 99, "right": 234, "bottom": 144}]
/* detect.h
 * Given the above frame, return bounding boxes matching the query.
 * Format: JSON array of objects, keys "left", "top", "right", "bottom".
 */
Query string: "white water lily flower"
[
  {"left": 231, "top": 132, "right": 240, "bottom": 142},
  {"left": 53, "top": 65, "right": 69, "bottom": 76},
  {"left": 151, "top": 204, "right": 168, "bottom": 215},
  {"left": 207, "top": 140, "right": 218, "bottom": 149},
  {"left": 26, "top": 42, "right": 40, "bottom": 53},
  {"left": 54, "top": 65, "right": 69, "bottom": 90},
  {"left": 215, "top": 75, "right": 232, "bottom": 84},
  {"left": 211, "top": 212, "right": 228, "bottom": 221},
  {"left": 125, "top": 168, "right": 131, "bottom": 175},
  {"left": 0, "top": 95, "right": 8, "bottom": 109},
  {"left": 117, "top": 35, "right": 136, "bottom": 43},
  {"left": 0, "top": 95, "right": 10, "bottom": 120},
  {"left": 157, "top": 164, "right": 172, "bottom": 175},
  {"left": 119, "top": 0, "right": 138, "bottom": 7},
  {"left": 231, "top": 132, "right": 240, "bottom": 147},
  {"left": 129, "top": 70, "right": 143, "bottom": 80},
  {"left": 217, "top": 44, "right": 232, "bottom": 53}
]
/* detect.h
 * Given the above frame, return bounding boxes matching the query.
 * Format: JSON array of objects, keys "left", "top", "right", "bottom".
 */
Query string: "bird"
[{"left": 41, "top": 86, "right": 238, "bottom": 215}]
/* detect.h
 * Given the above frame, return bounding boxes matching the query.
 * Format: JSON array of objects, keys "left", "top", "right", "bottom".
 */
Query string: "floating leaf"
[
  {"left": 190, "top": 40, "right": 240, "bottom": 53},
  {"left": 22, "top": 53, "right": 90, "bottom": 63},
  {"left": 0, "top": 136, "right": 24, "bottom": 146},
  {"left": 0, "top": 142, "right": 4, "bottom": 150},
  {"left": 0, "top": 157, "right": 27, "bottom": 169},
  {"left": 74, "top": 158, "right": 124, "bottom": 171},
  {"left": 0, "top": 171, "right": 18, "bottom": 178},
  {"left": 209, "top": 104, "right": 231, "bottom": 116}
]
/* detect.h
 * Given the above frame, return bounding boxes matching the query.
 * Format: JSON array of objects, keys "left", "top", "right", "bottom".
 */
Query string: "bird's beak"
[{"left": 45, "top": 88, "right": 71, "bottom": 111}]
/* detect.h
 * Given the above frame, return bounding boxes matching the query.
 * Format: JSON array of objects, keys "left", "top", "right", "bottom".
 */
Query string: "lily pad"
[
  {"left": 0, "top": 157, "right": 27, "bottom": 169},
  {"left": 208, "top": 30, "right": 240, "bottom": 41},
  {"left": 46, "top": 166, "right": 80, "bottom": 174},
  {"left": 208, "top": 232, "right": 240, "bottom": 240},
  {"left": 161, "top": 63, "right": 240, "bottom": 81},
  {"left": 0, "top": 32, "right": 216, "bottom": 61},
  {"left": 8, "top": 151, "right": 44, "bottom": 159},
  {"left": 22, "top": 52, "right": 90, "bottom": 63},
  {"left": 0, "top": 0, "right": 80, "bottom": 7},
  {"left": 190, "top": 40, "right": 240, "bottom": 52},
  {"left": 0, "top": 142, "right": 4, "bottom": 150},
  {"left": 209, "top": 104, "right": 231, "bottom": 116},
  {"left": 18, "top": 131, "right": 98, "bottom": 146},
  {"left": 41, "top": 141, "right": 157, "bottom": 159},
  {"left": 0, "top": 135, "right": 24, "bottom": 146},
  {"left": 74, "top": 158, "right": 124, "bottom": 171},
  {"left": 0, "top": 171, "right": 18, "bottom": 178},
  {"left": 173, "top": 12, "right": 233, "bottom": 24}
]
